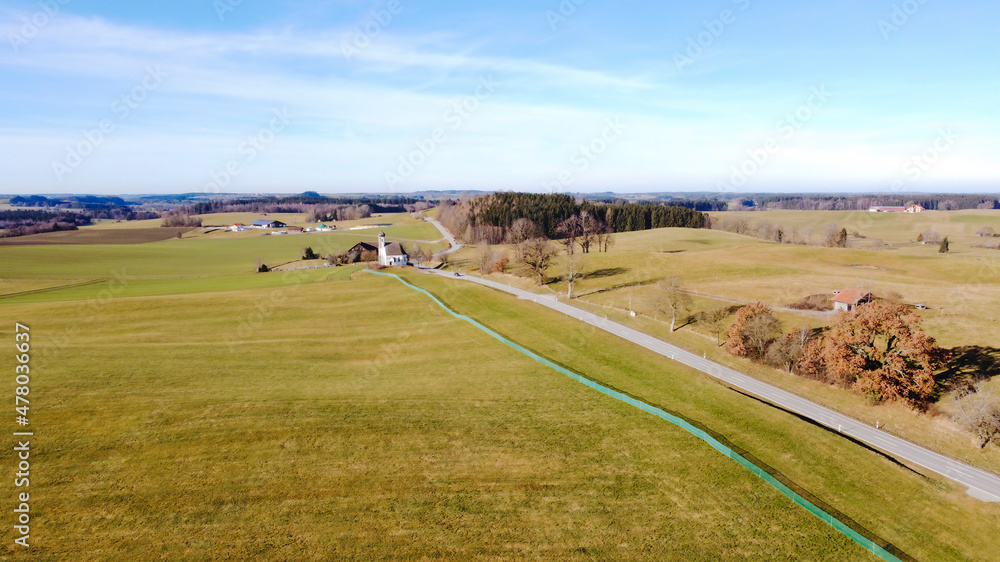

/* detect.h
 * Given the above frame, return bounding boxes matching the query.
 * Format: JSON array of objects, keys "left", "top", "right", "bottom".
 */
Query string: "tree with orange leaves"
[
  {"left": 797, "top": 301, "right": 940, "bottom": 408},
  {"left": 726, "top": 302, "right": 782, "bottom": 359}
]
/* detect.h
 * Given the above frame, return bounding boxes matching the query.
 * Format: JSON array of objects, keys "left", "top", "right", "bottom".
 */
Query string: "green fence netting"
[{"left": 366, "top": 270, "right": 910, "bottom": 561}]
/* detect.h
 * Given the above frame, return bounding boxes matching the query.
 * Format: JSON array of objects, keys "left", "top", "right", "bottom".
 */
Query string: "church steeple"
[{"left": 378, "top": 231, "right": 386, "bottom": 251}]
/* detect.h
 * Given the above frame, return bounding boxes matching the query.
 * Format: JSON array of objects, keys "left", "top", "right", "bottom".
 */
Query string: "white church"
[{"left": 377, "top": 231, "right": 408, "bottom": 266}]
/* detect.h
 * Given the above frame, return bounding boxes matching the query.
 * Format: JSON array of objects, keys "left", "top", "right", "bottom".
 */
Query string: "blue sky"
[{"left": 1, "top": 0, "right": 997, "bottom": 195}]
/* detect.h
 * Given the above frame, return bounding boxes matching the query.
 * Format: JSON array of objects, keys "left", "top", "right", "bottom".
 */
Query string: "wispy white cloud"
[{"left": 0, "top": 8, "right": 996, "bottom": 194}]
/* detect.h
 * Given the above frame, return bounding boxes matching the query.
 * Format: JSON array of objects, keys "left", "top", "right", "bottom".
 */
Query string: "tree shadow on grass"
[
  {"left": 585, "top": 267, "right": 629, "bottom": 279},
  {"left": 933, "top": 346, "right": 1000, "bottom": 401}
]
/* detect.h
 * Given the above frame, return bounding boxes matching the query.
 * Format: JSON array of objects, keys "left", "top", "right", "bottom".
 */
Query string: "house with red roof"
[{"left": 833, "top": 289, "right": 872, "bottom": 312}]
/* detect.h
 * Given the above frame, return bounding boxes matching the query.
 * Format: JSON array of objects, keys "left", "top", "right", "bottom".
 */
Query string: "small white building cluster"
[{"left": 868, "top": 205, "right": 925, "bottom": 213}]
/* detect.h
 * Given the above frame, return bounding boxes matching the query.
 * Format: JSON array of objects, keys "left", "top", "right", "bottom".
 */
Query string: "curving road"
[
  {"left": 416, "top": 267, "right": 1000, "bottom": 503},
  {"left": 422, "top": 217, "right": 464, "bottom": 256}
]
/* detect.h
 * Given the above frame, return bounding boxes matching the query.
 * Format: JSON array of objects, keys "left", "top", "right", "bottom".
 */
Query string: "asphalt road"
[
  {"left": 418, "top": 267, "right": 1000, "bottom": 503},
  {"left": 423, "top": 217, "right": 463, "bottom": 256}
]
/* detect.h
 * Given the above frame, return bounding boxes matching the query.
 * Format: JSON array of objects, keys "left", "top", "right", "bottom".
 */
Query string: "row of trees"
[
  {"left": 723, "top": 299, "right": 998, "bottom": 447},
  {"left": 160, "top": 212, "right": 202, "bottom": 227},
  {"left": 751, "top": 195, "right": 998, "bottom": 211},
  {"left": 724, "top": 301, "right": 944, "bottom": 409},
  {"left": 308, "top": 204, "right": 372, "bottom": 223},
  {"left": 0, "top": 209, "right": 91, "bottom": 237},
  {"left": 709, "top": 218, "right": 852, "bottom": 248}
]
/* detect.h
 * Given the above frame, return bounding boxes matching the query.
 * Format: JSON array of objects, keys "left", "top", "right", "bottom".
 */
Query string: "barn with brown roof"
[{"left": 833, "top": 289, "right": 872, "bottom": 312}]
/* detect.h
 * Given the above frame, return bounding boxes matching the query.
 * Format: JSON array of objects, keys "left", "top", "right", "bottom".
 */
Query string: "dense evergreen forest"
[{"left": 439, "top": 192, "right": 704, "bottom": 243}]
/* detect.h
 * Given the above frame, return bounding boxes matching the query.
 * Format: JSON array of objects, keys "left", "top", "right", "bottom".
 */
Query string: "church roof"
[{"left": 383, "top": 241, "right": 406, "bottom": 256}]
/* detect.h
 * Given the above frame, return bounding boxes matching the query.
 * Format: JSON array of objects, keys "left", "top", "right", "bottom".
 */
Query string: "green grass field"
[
  {"left": 3, "top": 269, "right": 999, "bottom": 559},
  {"left": 459, "top": 223, "right": 1000, "bottom": 349},
  {"left": 0, "top": 228, "right": 193, "bottom": 246},
  {"left": 0, "top": 209, "right": 445, "bottom": 314},
  {"left": 2, "top": 211, "right": 999, "bottom": 559},
  {"left": 719, "top": 209, "right": 1000, "bottom": 255},
  {"left": 451, "top": 218, "right": 1000, "bottom": 477}
]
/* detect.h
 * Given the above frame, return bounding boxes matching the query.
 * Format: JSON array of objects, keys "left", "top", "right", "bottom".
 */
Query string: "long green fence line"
[{"left": 365, "top": 270, "right": 905, "bottom": 561}]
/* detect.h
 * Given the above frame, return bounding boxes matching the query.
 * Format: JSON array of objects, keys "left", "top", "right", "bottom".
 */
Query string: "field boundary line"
[
  {"left": 365, "top": 270, "right": 909, "bottom": 561},
  {"left": 0, "top": 278, "right": 106, "bottom": 300}
]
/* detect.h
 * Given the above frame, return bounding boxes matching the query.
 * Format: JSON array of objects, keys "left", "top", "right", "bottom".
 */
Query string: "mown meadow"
[{"left": 0, "top": 212, "right": 997, "bottom": 559}]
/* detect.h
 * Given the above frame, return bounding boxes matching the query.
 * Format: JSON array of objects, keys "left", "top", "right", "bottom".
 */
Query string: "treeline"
[
  {"left": 0, "top": 209, "right": 90, "bottom": 237},
  {"left": 588, "top": 197, "right": 729, "bottom": 212},
  {"left": 160, "top": 211, "right": 202, "bottom": 228},
  {"left": 740, "top": 194, "right": 999, "bottom": 211},
  {"left": 9, "top": 194, "right": 132, "bottom": 210},
  {"left": 189, "top": 193, "right": 422, "bottom": 216},
  {"left": 708, "top": 217, "right": 851, "bottom": 247},
  {"left": 592, "top": 202, "right": 705, "bottom": 232},
  {"left": 439, "top": 192, "right": 704, "bottom": 244}
]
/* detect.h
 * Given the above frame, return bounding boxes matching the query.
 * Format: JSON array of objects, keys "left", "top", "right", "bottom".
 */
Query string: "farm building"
[
  {"left": 906, "top": 204, "right": 925, "bottom": 213},
  {"left": 833, "top": 289, "right": 872, "bottom": 312},
  {"left": 229, "top": 223, "right": 246, "bottom": 232},
  {"left": 250, "top": 220, "right": 287, "bottom": 229},
  {"left": 346, "top": 242, "right": 378, "bottom": 262},
  {"left": 868, "top": 206, "right": 906, "bottom": 213},
  {"left": 287, "top": 226, "right": 304, "bottom": 234}
]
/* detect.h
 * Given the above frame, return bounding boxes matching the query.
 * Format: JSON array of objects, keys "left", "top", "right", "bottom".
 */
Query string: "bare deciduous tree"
[
  {"left": 918, "top": 229, "right": 941, "bottom": 244},
  {"left": 766, "top": 327, "right": 810, "bottom": 372},
  {"left": 698, "top": 306, "right": 731, "bottom": 345},
  {"left": 478, "top": 245, "right": 501, "bottom": 275},
  {"left": 557, "top": 215, "right": 582, "bottom": 255},
  {"left": 596, "top": 229, "right": 615, "bottom": 252},
  {"left": 953, "top": 383, "right": 1000, "bottom": 448},
  {"left": 651, "top": 277, "right": 691, "bottom": 332},
  {"left": 507, "top": 218, "right": 541, "bottom": 244},
  {"left": 516, "top": 237, "right": 557, "bottom": 285},
  {"left": 578, "top": 210, "right": 603, "bottom": 253},
  {"left": 564, "top": 246, "right": 584, "bottom": 298}
]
